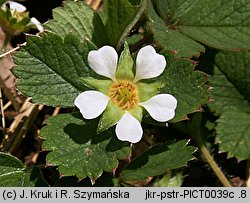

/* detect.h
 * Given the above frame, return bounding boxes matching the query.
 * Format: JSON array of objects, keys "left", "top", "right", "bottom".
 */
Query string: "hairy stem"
[{"left": 199, "top": 143, "right": 231, "bottom": 187}]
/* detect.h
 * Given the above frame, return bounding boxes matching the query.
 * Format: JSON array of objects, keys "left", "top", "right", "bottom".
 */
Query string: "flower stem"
[
  {"left": 200, "top": 145, "right": 232, "bottom": 187},
  {"left": 116, "top": 0, "right": 148, "bottom": 52},
  {"left": 198, "top": 142, "right": 231, "bottom": 187}
]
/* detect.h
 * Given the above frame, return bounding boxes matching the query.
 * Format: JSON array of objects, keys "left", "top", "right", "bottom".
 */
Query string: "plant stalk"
[
  {"left": 199, "top": 143, "right": 231, "bottom": 187},
  {"left": 116, "top": 0, "right": 148, "bottom": 52}
]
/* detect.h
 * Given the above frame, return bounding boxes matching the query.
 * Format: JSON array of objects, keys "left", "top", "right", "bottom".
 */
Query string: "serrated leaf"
[
  {"left": 209, "top": 52, "right": 250, "bottom": 114},
  {"left": 216, "top": 111, "right": 250, "bottom": 160},
  {"left": 209, "top": 51, "right": 250, "bottom": 160},
  {"left": 148, "top": 0, "right": 250, "bottom": 58},
  {"left": 0, "top": 153, "right": 48, "bottom": 186},
  {"left": 45, "top": 1, "right": 108, "bottom": 47},
  {"left": 120, "top": 140, "right": 195, "bottom": 181},
  {"left": 54, "top": 172, "right": 117, "bottom": 187},
  {"left": 159, "top": 56, "right": 209, "bottom": 122},
  {"left": 13, "top": 33, "right": 94, "bottom": 107},
  {"left": 147, "top": 3, "right": 204, "bottom": 58},
  {"left": 41, "top": 112, "right": 131, "bottom": 181}
]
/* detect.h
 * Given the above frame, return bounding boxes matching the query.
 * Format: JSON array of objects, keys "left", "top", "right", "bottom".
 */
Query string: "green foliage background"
[{"left": 0, "top": 0, "right": 250, "bottom": 187}]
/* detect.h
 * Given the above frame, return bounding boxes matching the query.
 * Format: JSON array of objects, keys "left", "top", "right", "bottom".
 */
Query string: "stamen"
[{"left": 109, "top": 80, "right": 139, "bottom": 110}]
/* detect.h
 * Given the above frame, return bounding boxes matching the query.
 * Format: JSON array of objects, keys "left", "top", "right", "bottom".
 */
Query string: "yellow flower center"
[
  {"left": 109, "top": 80, "right": 139, "bottom": 110},
  {"left": 12, "top": 10, "right": 26, "bottom": 21}
]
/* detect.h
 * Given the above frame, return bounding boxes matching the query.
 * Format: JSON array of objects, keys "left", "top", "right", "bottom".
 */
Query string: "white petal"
[
  {"left": 5, "top": 1, "right": 26, "bottom": 12},
  {"left": 30, "top": 17, "right": 44, "bottom": 32},
  {"left": 134, "top": 45, "right": 166, "bottom": 82},
  {"left": 88, "top": 46, "right": 118, "bottom": 81},
  {"left": 139, "top": 94, "right": 177, "bottom": 122},
  {"left": 74, "top": 91, "right": 109, "bottom": 119},
  {"left": 115, "top": 112, "right": 143, "bottom": 143}
]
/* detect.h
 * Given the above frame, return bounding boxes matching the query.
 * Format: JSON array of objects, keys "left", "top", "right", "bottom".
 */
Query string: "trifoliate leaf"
[
  {"left": 148, "top": 0, "right": 250, "bottom": 58},
  {"left": 120, "top": 140, "right": 195, "bottom": 181},
  {"left": 209, "top": 51, "right": 250, "bottom": 160},
  {"left": 0, "top": 153, "right": 48, "bottom": 186},
  {"left": 13, "top": 33, "right": 95, "bottom": 107},
  {"left": 41, "top": 112, "right": 131, "bottom": 181}
]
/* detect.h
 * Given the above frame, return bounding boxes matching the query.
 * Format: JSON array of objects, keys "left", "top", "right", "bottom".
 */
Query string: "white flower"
[
  {"left": 75, "top": 45, "right": 177, "bottom": 143},
  {"left": 2, "top": 1, "right": 26, "bottom": 12},
  {"left": 29, "top": 17, "right": 44, "bottom": 32},
  {"left": 1, "top": 1, "right": 44, "bottom": 32}
]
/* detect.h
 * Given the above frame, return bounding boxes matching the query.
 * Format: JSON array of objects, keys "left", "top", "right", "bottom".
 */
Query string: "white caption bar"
[{"left": 0, "top": 188, "right": 249, "bottom": 203}]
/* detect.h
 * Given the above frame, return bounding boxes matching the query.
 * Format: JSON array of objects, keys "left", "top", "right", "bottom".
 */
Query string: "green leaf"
[
  {"left": 209, "top": 51, "right": 250, "bottom": 160},
  {"left": 216, "top": 111, "right": 250, "bottom": 160},
  {"left": 0, "top": 153, "right": 48, "bottom": 186},
  {"left": 120, "top": 140, "right": 195, "bottom": 181},
  {"left": 54, "top": 172, "right": 117, "bottom": 187},
  {"left": 102, "top": 0, "right": 146, "bottom": 50},
  {"left": 0, "top": 152, "right": 24, "bottom": 186},
  {"left": 21, "top": 166, "right": 49, "bottom": 187},
  {"left": 147, "top": 2, "right": 204, "bottom": 58},
  {"left": 41, "top": 112, "right": 131, "bottom": 181},
  {"left": 209, "top": 52, "right": 250, "bottom": 114},
  {"left": 152, "top": 171, "right": 184, "bottom": 187},
  {"left": 0, "top": 0, "right": 7, "bottom": 6},
  {"left": 148, "top": 0, "right": 250, "bottom": 58},
  {"left": 45, "top": 1, "right": 108, "bottom": 47},
  {"left": 159, "top": 56, "right": 209, "bottom": 122},
  {"left": 13, "top": 33, "right": 94, "bottom": 107}
]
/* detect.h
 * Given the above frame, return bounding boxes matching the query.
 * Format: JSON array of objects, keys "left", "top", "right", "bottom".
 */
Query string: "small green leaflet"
[
  {"left": 209, "top": 51, "right": 250, "bottom": 160},
  {"left": 0, "top": 152, "right": 47, "bottom": 186},
  {"left": 13, "top": 33, "right": 95, "bottom": 107},
  {"left": 148, "top": 0, "right": 250, "bottom": 58},
  {"left": 120, "top": 140, "right": 195, "bottom": 181},
  {"left": 158, "top": 54, "right": 209, "bottom": 122},
  {"left": 45, "top": 0, "right": 146, "bottom": 49},
  {"left": 41, "top": 112, "right": 131, "bottom": 181},
  {"left": 45, "top": 1, "right": 108, "bottom": 47}
]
